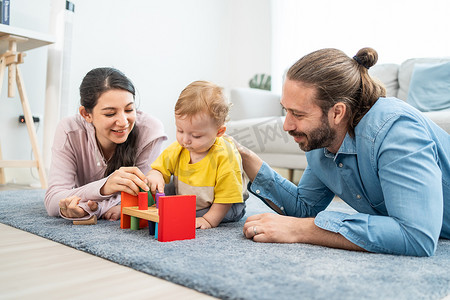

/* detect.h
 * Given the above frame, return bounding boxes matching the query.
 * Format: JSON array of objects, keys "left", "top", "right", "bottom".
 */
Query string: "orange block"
[
  {"left": 121, "top": 192, "right": 148, "bottom": 229},
  {"left": 120, "top": 192, "right": 138, "bottom": 229}
]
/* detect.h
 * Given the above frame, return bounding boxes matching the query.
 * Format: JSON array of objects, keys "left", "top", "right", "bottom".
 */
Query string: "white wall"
[
  {"left": 65, "top": 0, "right": 271, "bottom": 146},
  {"left": 1, "top": 0, "right": 271, "bottom": 185},
  {"left": 271, "top": 0, "right": 450, "bottom": 93},
  {"left": 0, "top": 0, "right": 51, "bottom": 185}
]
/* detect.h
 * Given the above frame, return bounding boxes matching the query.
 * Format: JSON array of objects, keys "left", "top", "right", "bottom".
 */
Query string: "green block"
[
  {"left": 148, "top": 191, "right": 155, "bottom": 206},
  {"left": 130, "top": 216, "right": 139, "bottom": 230}
]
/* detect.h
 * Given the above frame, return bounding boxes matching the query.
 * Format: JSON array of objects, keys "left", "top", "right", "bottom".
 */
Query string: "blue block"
[{"left": 148, "top": 221, "right": 156, "bottom": 235}]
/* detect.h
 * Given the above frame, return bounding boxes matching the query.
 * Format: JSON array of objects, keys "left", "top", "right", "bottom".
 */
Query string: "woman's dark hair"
[
  {"left": 286, "top": 47, "right": 386, "bottom": 136},
  {"left": 80, "top": 67, "right": 139, "bottom": 177}
]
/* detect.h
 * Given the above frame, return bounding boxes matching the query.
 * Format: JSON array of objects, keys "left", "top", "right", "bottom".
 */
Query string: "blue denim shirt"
[{"left": 250, "top": 97, "right": 450, "bottom": 256}]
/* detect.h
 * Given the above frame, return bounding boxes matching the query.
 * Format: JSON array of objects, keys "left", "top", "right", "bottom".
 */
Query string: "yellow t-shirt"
[{"left": 151, "top": 136, "right": 244, "bottom": 210}]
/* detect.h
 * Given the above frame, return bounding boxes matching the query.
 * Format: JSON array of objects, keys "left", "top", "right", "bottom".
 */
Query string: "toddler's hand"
[
  {"left": 145, "top": 169, "right": 165, "bottom": 194},
  {"left": 103, "top": 204, "right": 121, "bottom": 221},
  {"left": 196, "top": 217, "right": 212, "bottom": 229}
]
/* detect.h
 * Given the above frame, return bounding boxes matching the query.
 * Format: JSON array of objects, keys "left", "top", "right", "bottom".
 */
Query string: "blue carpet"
[{"left": 0, "top": 189, "right": 449, "bottom": 300}]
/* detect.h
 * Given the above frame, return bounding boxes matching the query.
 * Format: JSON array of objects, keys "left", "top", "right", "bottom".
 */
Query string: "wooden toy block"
[
  {"left": 139, "top": 218, "right": 148, "bottom": 229},
  {"left": 121, "top": 191, "right": 196, "bottom": 242},
  {"left": 121, "top": 206, "right": 159, "bottom": 222},
  {"left": 130, "top": 216, "right": 140, "bottom": 230},
  {"left": 138, "top": 192, "right": 148, "bottom": 210},
  {"left": 158, "top": 195, "right": 196, "bottom": 242},
  {"left": 148, "top": 191, "right": 155, "bottom": 206},
  {"left": 155, "top": 192, "right": 165, "bottom": 209},
  {"left": 120, "top": 192, "right": 149, "bottom": 229},
  {"left": 73, "top": 215, "right": 97, "bottom": 225},
  {"left": 148, "top": 221, "right": 156, "bottom": 235},
  {"left": 154, "top": 193, "right": 163, "bottom": 240},
  {"left": 120, "top": 192, "right": 137, "bottom": 229}
]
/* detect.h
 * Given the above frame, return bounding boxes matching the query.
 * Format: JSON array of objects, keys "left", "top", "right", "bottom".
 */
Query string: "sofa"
[{"left": 226, "top": 57, "right": 450, "bottom": 181}]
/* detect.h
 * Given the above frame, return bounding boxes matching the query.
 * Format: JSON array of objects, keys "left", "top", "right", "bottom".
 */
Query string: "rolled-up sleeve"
[{"left": 249, "top": 162, "right": 333, "bottom": 216}]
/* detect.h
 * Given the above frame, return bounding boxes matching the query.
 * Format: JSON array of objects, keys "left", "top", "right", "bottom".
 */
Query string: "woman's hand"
[
  {"left": 145, "top": 169, "right": 165, "bottom": 194},
  {"left": 101, "top": 166, "right": 149, "bottom": 196},
  {"left": 59, "top": 196, "right": 98, "bottom": 218}
]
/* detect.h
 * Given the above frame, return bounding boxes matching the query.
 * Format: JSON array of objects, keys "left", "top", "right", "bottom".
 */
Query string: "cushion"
[
  {"left": 369, "top": 64, "right": 399, "bottom": 97},
  {"left": 406, "top": 62, "right": 450, "bottom": 112},
  {"left": 228, "top": 88, "right": 282, "bottom": 120},
  {"left": 398, "top": 58, "right": 450, "bottom": 101},
  {"left": 422, "top": 110, "right": 450, "bottom": 134}
]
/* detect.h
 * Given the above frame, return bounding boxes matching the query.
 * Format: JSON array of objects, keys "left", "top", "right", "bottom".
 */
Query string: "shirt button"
[
  {"left": 255, "top": 189, "right": 261, "bottom": 194},
  {"left": 338, "top": 163, "right": 344, "bottom": 168},
  {"left": 280, "top": 206, "right": 284, "bottom": 211},
  {"left": 356, "top": 194, "right": 362, "bottom": 199}
]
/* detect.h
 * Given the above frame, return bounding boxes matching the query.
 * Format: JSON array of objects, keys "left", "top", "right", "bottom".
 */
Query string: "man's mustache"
[{"left": 288, "top": 130, "right": 306, "bottom": 138}]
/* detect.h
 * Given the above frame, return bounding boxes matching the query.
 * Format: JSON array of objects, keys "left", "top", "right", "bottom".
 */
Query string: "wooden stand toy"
[{"left": 120, "top": 191, "right": 196, "bottom": 242}]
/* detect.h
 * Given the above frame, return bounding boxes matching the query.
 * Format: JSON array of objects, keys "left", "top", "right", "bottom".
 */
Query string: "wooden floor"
[{"left": 0, "top": 184, "right": 216, "bottom": 300}]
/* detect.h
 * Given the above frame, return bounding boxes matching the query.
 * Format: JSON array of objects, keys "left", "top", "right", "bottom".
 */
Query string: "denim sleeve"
[
  {"left": 316, "top": 117, "right": 443, "bottom": 257},
  {"left": 250, "top": 162, "right": 333, "bottom": 217}
]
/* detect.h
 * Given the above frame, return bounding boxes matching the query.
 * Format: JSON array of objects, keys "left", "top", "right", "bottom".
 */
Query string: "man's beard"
[{"left": 288, "top": 115, "right": 336, "bottom": 152}]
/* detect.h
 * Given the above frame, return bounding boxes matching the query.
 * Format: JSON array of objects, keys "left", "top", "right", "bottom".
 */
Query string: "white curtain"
[{"left": 271, "top": 0, "right": 450, "bottom": 94}]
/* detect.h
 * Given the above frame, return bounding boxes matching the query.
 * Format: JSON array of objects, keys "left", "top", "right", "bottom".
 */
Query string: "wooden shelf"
[{"left": 0, "top": 24, "right": 54, "bottom": 53}]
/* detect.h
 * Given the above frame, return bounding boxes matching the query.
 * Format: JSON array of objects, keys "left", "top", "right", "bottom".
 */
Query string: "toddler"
[{"left": 146, "top": 81, "right": 246, "bottom": 229}]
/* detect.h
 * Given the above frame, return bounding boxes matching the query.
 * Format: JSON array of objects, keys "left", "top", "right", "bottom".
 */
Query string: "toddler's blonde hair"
[{"left": 175, "top": 80, "right": 230, "bottom": 126}]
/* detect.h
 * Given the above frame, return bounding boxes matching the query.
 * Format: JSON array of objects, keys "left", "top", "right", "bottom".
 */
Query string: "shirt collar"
[{"left": 323, "top": 133, "right": 356, "bottom": 160}]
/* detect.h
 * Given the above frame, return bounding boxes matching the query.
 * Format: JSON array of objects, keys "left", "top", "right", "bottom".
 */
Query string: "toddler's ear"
[{"left": 216, "top": 125, "right": 226, "bottom": 137}]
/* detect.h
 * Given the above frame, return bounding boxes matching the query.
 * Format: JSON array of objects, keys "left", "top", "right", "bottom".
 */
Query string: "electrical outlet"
[{"left": 18, "top": 115, "right": 40, "bottom": 123}]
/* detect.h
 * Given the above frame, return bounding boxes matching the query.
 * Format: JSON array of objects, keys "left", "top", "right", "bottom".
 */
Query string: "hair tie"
[{"left": 353, "top": 56, "right": 369, "bottom": 69}]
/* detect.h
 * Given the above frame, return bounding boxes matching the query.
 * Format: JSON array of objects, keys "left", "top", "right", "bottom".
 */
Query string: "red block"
[
  {"left": 158, "top": 195, "right": 196, "bottom": 242},
  {"left": 138, "top": 192, "right": 148, "bottom": 210}
]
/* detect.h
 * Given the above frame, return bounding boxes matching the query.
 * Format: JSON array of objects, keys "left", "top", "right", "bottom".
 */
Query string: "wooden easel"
[{"left": 0, "top": 34, "right": 48, "bottom": 189}]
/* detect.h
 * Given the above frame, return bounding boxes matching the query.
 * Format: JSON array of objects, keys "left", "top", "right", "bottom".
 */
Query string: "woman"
[{"left": 44, "top": 67, "right": 167, "bottom": 221}]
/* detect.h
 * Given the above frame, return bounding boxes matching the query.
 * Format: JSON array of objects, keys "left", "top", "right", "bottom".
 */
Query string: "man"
[{"left": 239, "top": 47, "right": 450, "bottom": 256}]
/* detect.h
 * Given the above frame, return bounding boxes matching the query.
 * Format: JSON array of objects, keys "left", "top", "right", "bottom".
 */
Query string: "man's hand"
[
  {"left": 243, "top": 212, "right": 366, "bottom": 252},
  {"left": 243, "top": 213, "right": 306, "bottom": 243},
  {"left": 226, "top": 135, "right": 263, "bottom": 182}
]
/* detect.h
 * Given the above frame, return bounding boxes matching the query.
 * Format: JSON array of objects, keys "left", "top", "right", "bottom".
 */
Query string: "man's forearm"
[{"left": 301, "top": 218, "right": 366, "bottom": 252}]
